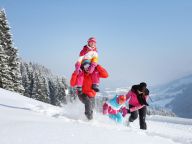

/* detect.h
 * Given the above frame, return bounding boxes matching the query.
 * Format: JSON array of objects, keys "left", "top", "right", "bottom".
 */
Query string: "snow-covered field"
[{"left": 0, "top": 88, "right": 192, "bottom": 144}]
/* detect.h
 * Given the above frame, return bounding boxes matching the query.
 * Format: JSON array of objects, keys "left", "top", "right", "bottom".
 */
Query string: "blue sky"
[{"left": 1, "top": 0, "right": 192, "bottom": 87}]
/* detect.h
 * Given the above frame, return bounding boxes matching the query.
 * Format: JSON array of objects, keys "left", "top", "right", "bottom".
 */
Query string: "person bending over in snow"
[
  {"left": 103, "top": 95, "right": 128, "bottom": 123},
  {"left": 70, "top": 60, "right": 108, "bottom": 120},
  {"left": 123, "top": 82, "right": 149, "bottom": 130},
  {"left": 74, "top": 37, "right": 101, "bottom": 94}
]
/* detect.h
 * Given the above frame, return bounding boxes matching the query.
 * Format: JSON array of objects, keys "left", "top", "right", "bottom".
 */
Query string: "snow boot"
[
  {"left": 85, "top": 111, "right": 93, "bottom": 120},
  {"left": 140, "top": 121, "right": 147, "bottom": 130}
]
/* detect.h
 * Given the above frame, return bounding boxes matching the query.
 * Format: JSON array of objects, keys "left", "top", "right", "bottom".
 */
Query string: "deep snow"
[{"left": 0, "top": 88, "right": 192, "bottom": 144}]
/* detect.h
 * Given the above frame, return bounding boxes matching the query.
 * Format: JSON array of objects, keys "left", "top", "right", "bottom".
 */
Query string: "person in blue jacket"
[{"left": 103, "top": 95, "right": 127, "bottom": 123}]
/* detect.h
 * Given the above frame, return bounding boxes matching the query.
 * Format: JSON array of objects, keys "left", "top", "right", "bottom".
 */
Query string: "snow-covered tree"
[
  {"left": 0, "top": 10, "right": 13, "bottom": 90},
  {"left": 0, "top": 9, "right": 24, "bottom": 93},
  {"left": 33, "top": 72, "right": 50, "bottom": 103},
  {"left": 20, "top": 61, "right": 69, "bottom": 106},
  {"left": 55, "top": 77, "right": 67, "bottom": 105},
  {"left": 10, "top": 51, "right": 25, "bottom": 94},
  {"left": 0, "top": 44, "right": 11, "bottom": 88},
  {"left": 20, "top": 62, "right": 31, "bottom": 97},
  {"left": 41, "top": 76, "right": 50, "bottom": 103},
  {"left": 48, "top": 79, "right": 57, "bottom": 105},
  {"left": 147, "top": 106, "right": 176, "bottom": 117}
]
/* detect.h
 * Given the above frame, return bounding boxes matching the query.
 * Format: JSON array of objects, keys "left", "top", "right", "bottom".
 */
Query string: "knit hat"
[
  {"left": 82, "top": 59, "right": 91, "bottom": 68},
  {"left": 117, "top": 95, "right": 126, "bottom": 105},
  {"left": 87, "top": 37, "right": 96, "bottom": 43}
]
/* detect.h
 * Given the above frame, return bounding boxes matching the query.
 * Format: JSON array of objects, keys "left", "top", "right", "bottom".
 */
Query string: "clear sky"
[{"left": 1, "top": 0, "right": 192, "bottom": 87}]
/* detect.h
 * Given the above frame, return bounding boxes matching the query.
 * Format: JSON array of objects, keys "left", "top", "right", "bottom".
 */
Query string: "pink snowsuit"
[
  {"left": 75, "top": 45, "right": 100, "bottom": 87},
  {"left": 126, "top": 91, "right": 148, "bottom": 112}
]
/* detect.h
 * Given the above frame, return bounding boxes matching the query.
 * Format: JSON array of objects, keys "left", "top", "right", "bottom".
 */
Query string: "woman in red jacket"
[{"left": 70, "top": 60, "right": 108, "bottom": 120}]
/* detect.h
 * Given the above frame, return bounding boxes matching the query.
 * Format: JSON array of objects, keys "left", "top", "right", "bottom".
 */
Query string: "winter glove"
[
  {"left": 88, "top": 62, "right": 97, "bottom": 74},
  {"left": 121, "top": 107, "right": 130, "bottom": 117}
]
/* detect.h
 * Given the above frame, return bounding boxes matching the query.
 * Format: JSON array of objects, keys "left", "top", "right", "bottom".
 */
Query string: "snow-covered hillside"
[
  {"left": 151, "top": 75, "right": 192, "bottom": 118},
  {"left": 0, "top": 88, "right": 192, "bottom": 144}
]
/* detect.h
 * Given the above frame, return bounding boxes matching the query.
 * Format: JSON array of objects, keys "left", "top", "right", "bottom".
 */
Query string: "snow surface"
[{"left": 0, "top": 88, "right": 192, "bottom": 144}]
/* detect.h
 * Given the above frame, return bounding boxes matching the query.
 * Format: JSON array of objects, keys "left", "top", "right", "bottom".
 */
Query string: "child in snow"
[
  {"left": 74, "top": 37, "right": 100, "bottom": 94},
  {"left": 103, "top": 95, "right": 128, "bottom": 123}
]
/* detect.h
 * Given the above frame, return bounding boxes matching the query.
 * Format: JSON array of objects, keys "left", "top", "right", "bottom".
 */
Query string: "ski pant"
[
  {"left": 109, "top": 112, "right": 124, "bottom": 123},
  {"left": 129, "top": 105, "right": 147, "bottom": 130},
  {"left": 78, "top": 93, "right": 95, "bottom": 120},
  {"left": 76, "top": 70, "right": 100, "bottom": 87}
]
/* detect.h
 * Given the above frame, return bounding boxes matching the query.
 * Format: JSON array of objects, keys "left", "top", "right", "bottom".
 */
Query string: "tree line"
[{"left": 0, "top": 9, "right": 73, "bottom": 106}]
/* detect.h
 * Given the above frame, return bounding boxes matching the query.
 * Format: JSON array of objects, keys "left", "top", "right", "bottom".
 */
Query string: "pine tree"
[
  {"left": 56, "top": 77, "right": 67, "bottom": 105},
  {"left": 30, "top": 72, "right": 37, "bottom": 99},
  {"left": 0, "top": 44, "right": 10, "bottom": 88},
  {"left": 0, "top": 9, "right": 24, "bottom": 93},
  {"left": 48, "top": 80, "right": 57, "bottom": 105},
  {"left": 27, "top": 62, "right": 35, "bottom": 98},
  {"left": 20, "top": 62, "right": 31, "bottom": 97},
  {"left": 42, "top": 76, "right": 50, "bottom": 103},
  {"left": 10, "top": 52, "right": 25, "bottom": 94},
  {"left": 0, "top": 10, "right": 13, "bottom": 90},
  {"left": 61, "top": 77, "right": 68, "bottom": 90},
  {"left": 19, "top": 60, "right": 70, "bottom": 105},
  {"left": 34, "top": 72, "right": 50, "bottom": 103}
]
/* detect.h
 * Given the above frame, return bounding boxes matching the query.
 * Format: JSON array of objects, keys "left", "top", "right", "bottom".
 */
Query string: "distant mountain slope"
[
  {"left": 151, "top": 75, "right": 192, "bottom": 118},
  {"left": 168, "top": 84, "right": 192, "bottom": 118}
]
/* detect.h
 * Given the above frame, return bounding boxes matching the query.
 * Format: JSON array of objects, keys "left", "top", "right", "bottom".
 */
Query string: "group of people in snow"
[{"left": 70, "top": 37, "right": 150, "bottom": 130}]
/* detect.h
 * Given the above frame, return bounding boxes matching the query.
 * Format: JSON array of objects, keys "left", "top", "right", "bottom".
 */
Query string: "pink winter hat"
[{"left": 87, "top": 37, "right": 96, "bottom": 43}]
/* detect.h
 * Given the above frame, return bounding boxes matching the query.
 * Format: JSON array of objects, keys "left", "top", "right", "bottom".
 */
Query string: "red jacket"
[
  {"left": 80, "top": 45, "right": 97, "bottom": 56},
  {"left": 70, "top": 65, "right": 108, "bottom": 97}
]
